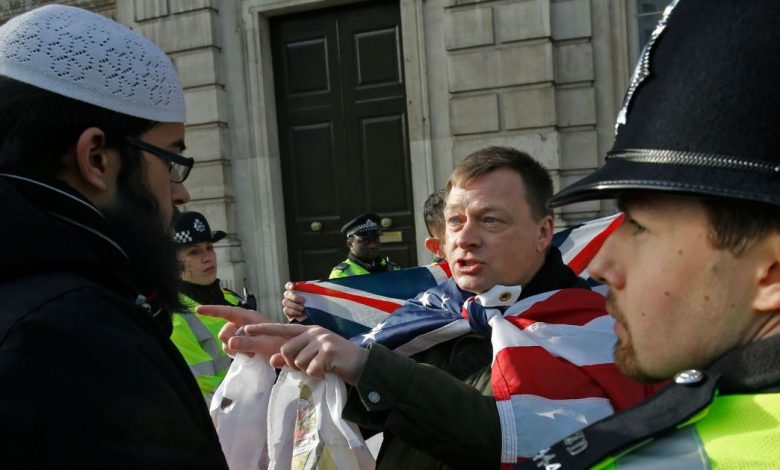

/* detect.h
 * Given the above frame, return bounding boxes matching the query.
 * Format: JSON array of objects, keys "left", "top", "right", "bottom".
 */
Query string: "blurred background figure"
[
  {"left": 329, "top": 212, "right": 400, "bottom": 279},
  {"left": 422, "top": 189, "right": 446, "bottom": 262},
  {"left": 172, "top": 211, "right": 243, "bottom": 401}
]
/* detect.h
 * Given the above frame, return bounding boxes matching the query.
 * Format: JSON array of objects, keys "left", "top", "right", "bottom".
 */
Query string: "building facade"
[{"left": 0, "top": 0, "right": 667, "bottom": 318}]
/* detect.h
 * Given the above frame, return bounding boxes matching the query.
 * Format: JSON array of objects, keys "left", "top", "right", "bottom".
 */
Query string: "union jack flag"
[
  {"left": 291, "top": 212, "right": 658, "bottom": 465},
  {"left": 292, "top": 212, "right": 624, "bottom": 342}
]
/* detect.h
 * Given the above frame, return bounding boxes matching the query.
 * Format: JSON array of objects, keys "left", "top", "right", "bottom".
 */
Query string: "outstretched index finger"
[
  {"left": 196, "top": 304, "right": 267, "bottom": 326},
  {"left": 243, "top": 322, "right": 313, "bottom": 339}
]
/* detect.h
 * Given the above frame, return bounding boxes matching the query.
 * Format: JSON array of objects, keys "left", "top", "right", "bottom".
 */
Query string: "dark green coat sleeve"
[{"left": 343, "top": 343, "right": 502, "bottom": 469}]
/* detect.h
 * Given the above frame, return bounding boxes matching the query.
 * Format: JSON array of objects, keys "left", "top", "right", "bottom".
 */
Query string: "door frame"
[{"left": 239, "top": 0, "right": 435, "bottom": 300}]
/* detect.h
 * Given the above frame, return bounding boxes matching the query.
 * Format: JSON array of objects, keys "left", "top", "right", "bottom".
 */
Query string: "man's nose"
[
  {"left": 454, "top": 219, "right": 480, "bottom": 248},
  {"left": 587, "top": 232, "right": 620, "bottom": 287},
  {"left": 172, "top": 181, "right": 191, "bottom": 206}
]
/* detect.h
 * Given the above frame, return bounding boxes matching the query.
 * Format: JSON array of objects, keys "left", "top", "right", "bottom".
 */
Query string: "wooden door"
[{"left": 271, "top": 0, "right": 416, "bottom": 281}]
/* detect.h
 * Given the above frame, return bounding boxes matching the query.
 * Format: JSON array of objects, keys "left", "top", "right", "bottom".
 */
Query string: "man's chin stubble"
[{"left": 614, "top": 341, "right": 662, "bottom": 384}]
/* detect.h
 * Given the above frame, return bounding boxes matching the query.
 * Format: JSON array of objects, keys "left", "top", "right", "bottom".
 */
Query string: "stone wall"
[
  {"left": 116, "top": 0, "right": 248, "bottom": 293},
  {"left": 439, "top": 0, "right": 618, "bottom": 225},
  {"left": 0, "top": 0, "right": 115, "bottom": 21}
]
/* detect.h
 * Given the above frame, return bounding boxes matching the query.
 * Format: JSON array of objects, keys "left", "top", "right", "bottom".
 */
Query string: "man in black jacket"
[{"left": 0, "top": 5, "right": 227, "bottom": 467}]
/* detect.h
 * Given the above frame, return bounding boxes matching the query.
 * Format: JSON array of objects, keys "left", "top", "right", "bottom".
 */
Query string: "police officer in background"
[
  {"left": 172, "top": 211, "right": 243, "bottom": 401},
  {"left": 329, "top": 213, "right": 400, "bottom": 279},
  {"left": 518, "top": 1, "right": 780, "bottom": 467}
]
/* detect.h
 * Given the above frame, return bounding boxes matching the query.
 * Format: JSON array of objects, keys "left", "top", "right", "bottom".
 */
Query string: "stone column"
[{"left": 116, "top": 0, "right": 248, "bottom": 293}]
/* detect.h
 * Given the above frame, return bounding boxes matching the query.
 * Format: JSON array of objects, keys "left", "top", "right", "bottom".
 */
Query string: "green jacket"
[
  {"left": 342, "top": 248, "right": 589, "bottom": 470},
  {"left": 344, "top": 336, "right": 499, "bottom": 470},
  {"left": 521, "top": 334, "right": 780, "bottom": 469},
  {"left": 171, "top": 289, "right": 240, "bottom": 400},
  {"left": 329, "top": 257, "right": 400, "bottom": 279}
]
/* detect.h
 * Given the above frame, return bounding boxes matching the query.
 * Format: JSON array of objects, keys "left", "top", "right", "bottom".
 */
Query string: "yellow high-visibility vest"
[{"left": 171, "top": 289, "right": 240, "bottom": 401}]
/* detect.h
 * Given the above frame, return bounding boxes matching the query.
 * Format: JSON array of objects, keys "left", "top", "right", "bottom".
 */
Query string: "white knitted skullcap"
[{"left": 0, "top": 5, "right": 185, "bottom": 122}]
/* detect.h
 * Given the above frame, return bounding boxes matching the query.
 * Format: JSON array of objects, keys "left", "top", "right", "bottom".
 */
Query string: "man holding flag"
[{"left": 202, "top": 147, "right": 654, "bottom": 469}]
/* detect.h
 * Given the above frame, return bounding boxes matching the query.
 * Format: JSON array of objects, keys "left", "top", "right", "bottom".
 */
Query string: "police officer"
[
  {"left": 329, "top": 213, "right": 400, "bottom": 279},
  {"left": 519, "top": 1, "right": 780, "bottom": 467},
  {"left": 172, "top": 211, "right": 243, "bottom": 401}
]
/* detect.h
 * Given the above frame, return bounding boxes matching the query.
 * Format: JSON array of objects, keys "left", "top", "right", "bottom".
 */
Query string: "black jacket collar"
[
  {"left": 1, "top": 173, "right": 137, "bottom": 299},
  {"left": 711, "top": 333, "right": 780, "bottom": 393},
  {"left": 179, "top": 279, "right": 231, "bottom": 307},
  {"left": 522, "top": 246, "right": 589, "bottom": 299}
]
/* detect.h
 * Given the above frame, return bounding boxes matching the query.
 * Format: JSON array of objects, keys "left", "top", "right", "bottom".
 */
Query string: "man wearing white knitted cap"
[{"left": 0, "top": 5, "right": 227, "bottom": 467}]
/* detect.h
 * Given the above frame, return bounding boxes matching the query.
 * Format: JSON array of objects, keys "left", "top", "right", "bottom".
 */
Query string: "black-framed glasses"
[{"left": 124, "top": 137, "right": 194, "bottom": 183}]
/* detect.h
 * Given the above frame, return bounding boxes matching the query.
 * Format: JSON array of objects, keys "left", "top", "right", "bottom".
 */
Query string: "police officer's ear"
[
  {"left": 61, "top": 127, "right": 121, "bottom": 204},
  {"left": 752, "top": 232, "right": 780, "bottom": 313}
]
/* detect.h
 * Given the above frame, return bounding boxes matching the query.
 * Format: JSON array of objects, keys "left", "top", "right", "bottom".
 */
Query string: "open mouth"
[{"left": 456, "top": 259, "right": 482, "bottom": 274}]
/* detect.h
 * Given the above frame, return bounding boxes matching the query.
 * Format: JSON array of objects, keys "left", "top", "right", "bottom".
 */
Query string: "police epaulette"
[
  {"left": 222, "top": 287, "right": 241, "bottom": 298},
  {"left": 335, "top": 262, "right": 349, "bottom": 271},
  {"left": 516, "top": 371, "right": 721, "bottom": 470}
]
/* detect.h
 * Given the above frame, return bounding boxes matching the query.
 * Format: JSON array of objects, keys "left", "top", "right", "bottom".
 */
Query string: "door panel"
[
  {"left": 353, "top": 28, "right": 402, "bottom": 88},
  {"left": 272, "top": 0, "right": 415, "bottom": 281},
  {"left": 284, "top": 38, "right": 331, "bottom": 96},
  {"left": 288, "top": 122, "right": 338, "bottom": 217},
  {"left": 359, "top": 114, "right": 410, "bottom": 212}
]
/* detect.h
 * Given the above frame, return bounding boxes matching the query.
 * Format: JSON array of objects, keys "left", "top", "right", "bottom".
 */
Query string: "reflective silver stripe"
[
  {"left": 182, "top": 312, "right": 221, "bottom": 360},
  {"left": 181, "top": 311, "right": 232, "bottom": 377},
  {"left": 190, "top": 360, "right": 217, "bottom": 378},
  {"left": 178, "top": 293, "right": 235, "bottom": 379},
  {"left": 214, "top": 354, "right": 232, "bottom": 373},
  {"left": 616, "top": 426, "right": 710, "bottom": 469}
]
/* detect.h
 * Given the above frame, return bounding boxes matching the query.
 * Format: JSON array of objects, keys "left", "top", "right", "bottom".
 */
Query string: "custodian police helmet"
[{"left": 550, "top": 0, "right": 780, "bottom": 209}]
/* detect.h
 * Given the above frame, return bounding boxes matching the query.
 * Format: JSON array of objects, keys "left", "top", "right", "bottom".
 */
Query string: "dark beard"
[{"left": 103, "top": 170, "right": 183, "bottom": 314}]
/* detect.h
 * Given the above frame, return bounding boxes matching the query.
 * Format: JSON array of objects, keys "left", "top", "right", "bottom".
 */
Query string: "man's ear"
[
  {"left": 424, "top": 237, "right": 442, "bottom": 258},
  {"left": 73, "top": 127, "right": 117, "bottom": 192},
  {"left": 753, "top": 233, "right": 780, "bottom": 312},
  {"left": 536, "top": 214, "right": 555, "bottom": 252}
]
